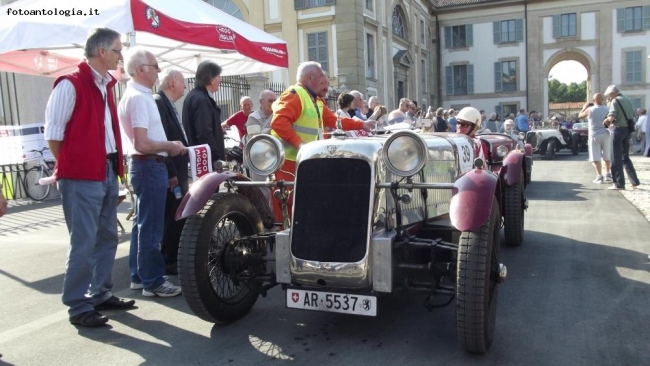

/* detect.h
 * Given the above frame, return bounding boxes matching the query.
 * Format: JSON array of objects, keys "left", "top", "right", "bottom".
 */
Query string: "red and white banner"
[
  {"left": 188, "top": 144, "right": 212, "bottom": 181},
  {"left": 130, "top": 0, "right": 288, "bottom": 68}
]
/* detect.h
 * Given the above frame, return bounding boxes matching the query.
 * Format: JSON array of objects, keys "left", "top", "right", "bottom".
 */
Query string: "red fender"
[
  {"left": 175, "top": 171, "right": 249, "bottom": 220},
  {"left": 450, "top": 169, "right": 499, "bottom": 232},
  {"left": 501, "top": 151, "right": 525, "bottom": 186},
  {"left": 524, "top": 143, "right": 532, "bottom": 158}
]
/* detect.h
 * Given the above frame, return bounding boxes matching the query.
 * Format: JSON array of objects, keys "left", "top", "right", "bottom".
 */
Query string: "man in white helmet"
[{"left": 456, "top": 106, "right": 488, "bottom": 164}]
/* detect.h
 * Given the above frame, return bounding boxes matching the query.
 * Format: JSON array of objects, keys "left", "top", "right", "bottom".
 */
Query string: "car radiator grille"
[{"left": 291, "top": 159, "right": 371, "bottom": 263}]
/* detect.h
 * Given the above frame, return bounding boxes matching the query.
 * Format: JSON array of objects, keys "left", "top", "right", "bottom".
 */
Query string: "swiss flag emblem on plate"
[{"left": 291, "top": 292, "right": 299, "bottom": 303}]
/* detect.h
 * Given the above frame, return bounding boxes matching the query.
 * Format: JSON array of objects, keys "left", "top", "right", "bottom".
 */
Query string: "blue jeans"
[
  {"left": 129, "top": 159, "right": 168, "bottom": 291},
  {"left": 59, "top": 161, "right": 118, "bottom": 316},
  {"left": 611, "top": 128, "right": 640, "bottom": 188}
]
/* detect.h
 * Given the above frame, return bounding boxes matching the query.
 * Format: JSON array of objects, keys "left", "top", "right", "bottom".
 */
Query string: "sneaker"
[
  {"left": 592, "top": 175, "right": 604, "bottom": 184},
  {"left": 607, "top": 184, "right": 624, "bottom": 190},
  {"left": 605, "top": 173, "right": 613, "bottom": 182},
  {"left": 130, "top": 275, "right": 169, "bottom": 290},
  {"left": 142, "top": 280, "right": 181, "bottom": 297}
]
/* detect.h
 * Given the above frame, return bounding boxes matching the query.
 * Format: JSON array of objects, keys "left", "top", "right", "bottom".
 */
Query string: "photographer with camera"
[
  {"left": 602, "top": 85, "right": 640, "bottom": 190},
  {"left": 579, "top": 93, "right": 612, "bottom": 184}
]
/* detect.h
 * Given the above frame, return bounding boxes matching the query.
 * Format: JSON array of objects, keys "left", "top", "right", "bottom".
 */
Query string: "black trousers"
[{"left": 160, "top": 175, "right": 189, "bottom": 270}]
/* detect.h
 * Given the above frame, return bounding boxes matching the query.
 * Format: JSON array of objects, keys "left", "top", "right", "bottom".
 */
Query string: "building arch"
[
  {"left": 391, "top": 4, "right": 409, "bottom": 41},
  {"left": 541, "top": 48, "right": 596, "bottom": 119},
  {"left": 204, "top": 0, "right": 249, "bottom": 22}
]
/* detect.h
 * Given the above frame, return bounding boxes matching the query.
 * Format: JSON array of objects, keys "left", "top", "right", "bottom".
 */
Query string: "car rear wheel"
[
  {"left": 178, "top": 193, "right": 263, "bottom": 324},
  {"left": 456, "top": 196, "right": 501, "bottom": 354},
  {"left": 570, "top": 132, "right": 579, "bottom": 155},
  {"left": 543, "top": 139, "right": 556, "bottom": 160},
  {"left": 504, "top": 172, "right": 524, "bottom": 247}
]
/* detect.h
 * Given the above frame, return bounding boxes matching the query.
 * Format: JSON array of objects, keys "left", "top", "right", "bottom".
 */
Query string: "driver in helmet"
[{"left": 456, "top": 106, "right": 489, "bottom": 165}]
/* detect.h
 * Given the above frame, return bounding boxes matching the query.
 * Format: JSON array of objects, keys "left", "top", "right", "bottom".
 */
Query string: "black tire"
[
  {"left": 456, "top": 197, "right": 501, "bottom": 354},
  {"left": 23, "top": 166, "right": 51, "bottom": 201},
  {"left": 543, "top": 139, "right": 556, "bottom": 160},
  {"left": 504, "top": 172, "right": 524, "bottom": 247},
  {"left": 178, "top": 193, "right": 263, "bottom": 324},
  {"left": 570, "top": 133, "right": 579, "bottom": 155}
]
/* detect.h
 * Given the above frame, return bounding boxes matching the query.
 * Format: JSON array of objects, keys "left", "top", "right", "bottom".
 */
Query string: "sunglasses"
[{"left": 457, "top": 122, "right": 473, "bottom": 128}]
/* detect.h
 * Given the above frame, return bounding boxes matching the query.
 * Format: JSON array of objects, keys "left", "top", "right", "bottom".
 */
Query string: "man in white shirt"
[
  {"left": 635, "top": 108, "right": 647, "bottom": 155},
  {"left": 118, "top": 47, "right": 187, "bottom": 298}
]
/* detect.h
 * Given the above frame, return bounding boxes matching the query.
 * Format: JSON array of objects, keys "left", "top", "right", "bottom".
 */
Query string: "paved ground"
[{"left": 1, "top": 152, "right": 649, "bottom": 365}]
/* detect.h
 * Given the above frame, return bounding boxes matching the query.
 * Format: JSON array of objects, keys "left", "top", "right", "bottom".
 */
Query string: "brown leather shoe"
[
  {"left": 94, "top": 296, "right": 136, "bottom": 311},
  {"left": 69, "top": 311, "right": 108, "bottom": 327}
]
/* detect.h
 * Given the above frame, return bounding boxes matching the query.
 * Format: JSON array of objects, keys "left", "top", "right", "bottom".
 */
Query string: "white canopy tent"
[{"left": 0, "top": 0, "right": 289, "bottom": 77}]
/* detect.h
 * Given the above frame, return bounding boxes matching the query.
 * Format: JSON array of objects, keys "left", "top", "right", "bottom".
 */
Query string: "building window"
[
  {"left": 366, "top": 33, "right": 375, "bottom": 79},
  {"left": 444, "top": 25, "right": 473, "bottom": 49},
  {"left": 365, "top": 0, "right": 373, "bottom": 12},
  {"left": 421, "top": 59, "right": 426, "bottom": 91},
  {"left": 307, "top": 32, "right": 329, "bottom": 73},
  {"left": 494, "top": 61, "right": 517, "bottom": 92},
  {"left": 616, "top": 6, "right": 650, "bottom": 33},
  {"left": 630, "top": 97, "right": 643, "bottom": 111},
  {"left": 495, "top": 104, "right": 519, "bottom": 120},
  {"left": 625, "top": 51, "right": 642, "bottom": 84},
  {"left": 552, "top": 13, "right": 577, "bottom": 38},
  {"left": 294, "top": 0, "right": 335, "bottom": 10},
  {"left": 420, "top": 20, "right": 425, "bottom": 44},
  {"left": 445, "top": 64, "right": 474, "bottom": 95},
  {"left": 205, "top": 0, "right": 244, "bottom": 21},
  {"left": 392, "top": 6, "right": 406, "bottom": 39},
  {"left": 493, "top": 19, "right": 523, "bottom": 44}
]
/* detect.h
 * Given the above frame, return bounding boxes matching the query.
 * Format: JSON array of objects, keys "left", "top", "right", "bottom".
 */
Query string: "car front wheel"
[
  {"left": 504, "top": 172, "right": 525, "bottom": 247},
  {"left": 178, "top": 193, "right": 263, "bottom": 324},
  {"left": 456, "top": 196, "right": 501, "bottom": 354}
]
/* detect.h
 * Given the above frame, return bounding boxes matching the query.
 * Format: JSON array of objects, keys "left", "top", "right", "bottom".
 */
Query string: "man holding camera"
[
  {"left": 602, "top": 85, "right": 640, "bottom": 190},
  {"left": 579, "top": 93, "right": 612, "bottom": 184}
]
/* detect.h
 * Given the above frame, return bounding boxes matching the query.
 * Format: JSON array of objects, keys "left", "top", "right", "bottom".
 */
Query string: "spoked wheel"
[
  {"left": 503, "top": 172, "right": 525, "bottom": 247},
  {"left": 23, "top": 166, "right": 51, "bottom": 201},
  {"left": 456, "top": 197, "right": 502, "bottom": 354},
  {"left": 178, "top": 193, "right": 263, "bottom": 323}
]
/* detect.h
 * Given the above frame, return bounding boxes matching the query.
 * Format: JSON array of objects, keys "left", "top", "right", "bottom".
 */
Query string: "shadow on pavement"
[{"left": 526, "top": 180, "right": 588, "bottom": 201}]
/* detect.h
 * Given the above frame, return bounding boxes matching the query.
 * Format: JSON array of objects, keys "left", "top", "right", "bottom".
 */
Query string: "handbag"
[{"left": 614, "top": 98, "right": 635, "bottom": 133}]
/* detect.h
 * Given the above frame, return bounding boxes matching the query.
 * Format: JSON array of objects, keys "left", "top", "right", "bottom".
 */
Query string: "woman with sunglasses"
[{"left": 456, "top": 106, "right": 489, "bottom": 166}]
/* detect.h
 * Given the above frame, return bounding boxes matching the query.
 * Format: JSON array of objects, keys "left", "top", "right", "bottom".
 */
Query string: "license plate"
[{"left": 286, "top": 289, "right": 377, "bottom": 316}]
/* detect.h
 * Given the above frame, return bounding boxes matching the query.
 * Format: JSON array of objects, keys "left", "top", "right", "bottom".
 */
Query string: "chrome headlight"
[
  {"left": 382, "top": 130, "right": 427, "bottom": 177},
  {"left": 496, "top": 145, "right": 509, "bottom": 157},
  {"left": 243, "top": 134, "right": 285, "bottom": 176}
]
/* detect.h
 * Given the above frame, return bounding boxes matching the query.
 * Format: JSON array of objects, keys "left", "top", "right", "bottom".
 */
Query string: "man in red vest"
[{"left": 44, "top": 27, "right": 134, "bottom": 327}]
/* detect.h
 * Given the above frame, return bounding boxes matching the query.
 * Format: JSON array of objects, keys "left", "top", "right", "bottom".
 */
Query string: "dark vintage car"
[
  {"left": 175, "top": 129, "right": 531, "bottom": 354},
  {"left": 571, "top": 122, "right": 589, "bottom": 152},
  {"left": 525, "top": 127, "right": 581, "bottom": 159}
]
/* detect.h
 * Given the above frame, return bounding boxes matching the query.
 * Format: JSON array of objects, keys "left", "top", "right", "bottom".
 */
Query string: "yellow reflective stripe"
[{"left": 293, "top": 125, "right": 319, "bottom": 135}]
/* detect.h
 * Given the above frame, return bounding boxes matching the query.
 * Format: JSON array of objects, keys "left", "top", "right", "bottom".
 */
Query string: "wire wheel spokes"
[{"left": 207, "top": 214, "right": 246, "bottom": 302}]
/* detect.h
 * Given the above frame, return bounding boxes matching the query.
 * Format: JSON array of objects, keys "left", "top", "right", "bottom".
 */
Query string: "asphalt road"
[{"left": 1, "top": 152, "right": 649, "bottom": 365}]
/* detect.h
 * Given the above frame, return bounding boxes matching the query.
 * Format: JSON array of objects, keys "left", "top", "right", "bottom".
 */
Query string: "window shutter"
[
  {"left": 494, "top": 62, "right": 502, "bottom": 92},
  {"left": 552, "top": 15, "right": 560, "bottom": 38},
  {"left": 444, "top": 27, "right": 451, "bottom": 48},
  {"left": 515, "top": 19, "right": 524, "bottom": 42},
  {"left": 466, "top": 24, "right": 473, "bottom": 47},
  {"left": 445, "top": 66, "right": 453, "bottom": 95},
  {"left": 616, "top": 8, "right": 625, "bottom": 32},
  {"left": 495, "top": 105, "right": 503, "bottom": 120},
  {"left": 643, "top": 6, "right": 650, "bottom": 30},
  {"left": 294, "top": 0, "right": 305, "bottom": 10},
  {"left": 308, "top": 33, "right": 316, "bottom": 47},
  {"left": 467, "top": 64, "right": 474, "bottom": 94},
  {"left": 493, "top": 22, "right": 501, "bottom": 44}
]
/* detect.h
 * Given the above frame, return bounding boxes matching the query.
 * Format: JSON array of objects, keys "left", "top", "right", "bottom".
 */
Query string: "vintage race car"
[
  {"left": 525, "top": 127, "right": 580, "bottom": 159},
  {"left": 175, "top": 130, "right": 530, "bottom": 354},
  {"left": 571, "top": 122, "right": 589, "bottom": 152}
]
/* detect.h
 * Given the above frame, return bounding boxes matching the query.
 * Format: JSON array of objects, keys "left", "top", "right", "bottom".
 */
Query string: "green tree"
[{"left": 548, "top": 79, "right": 587, "bottom": 103}]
